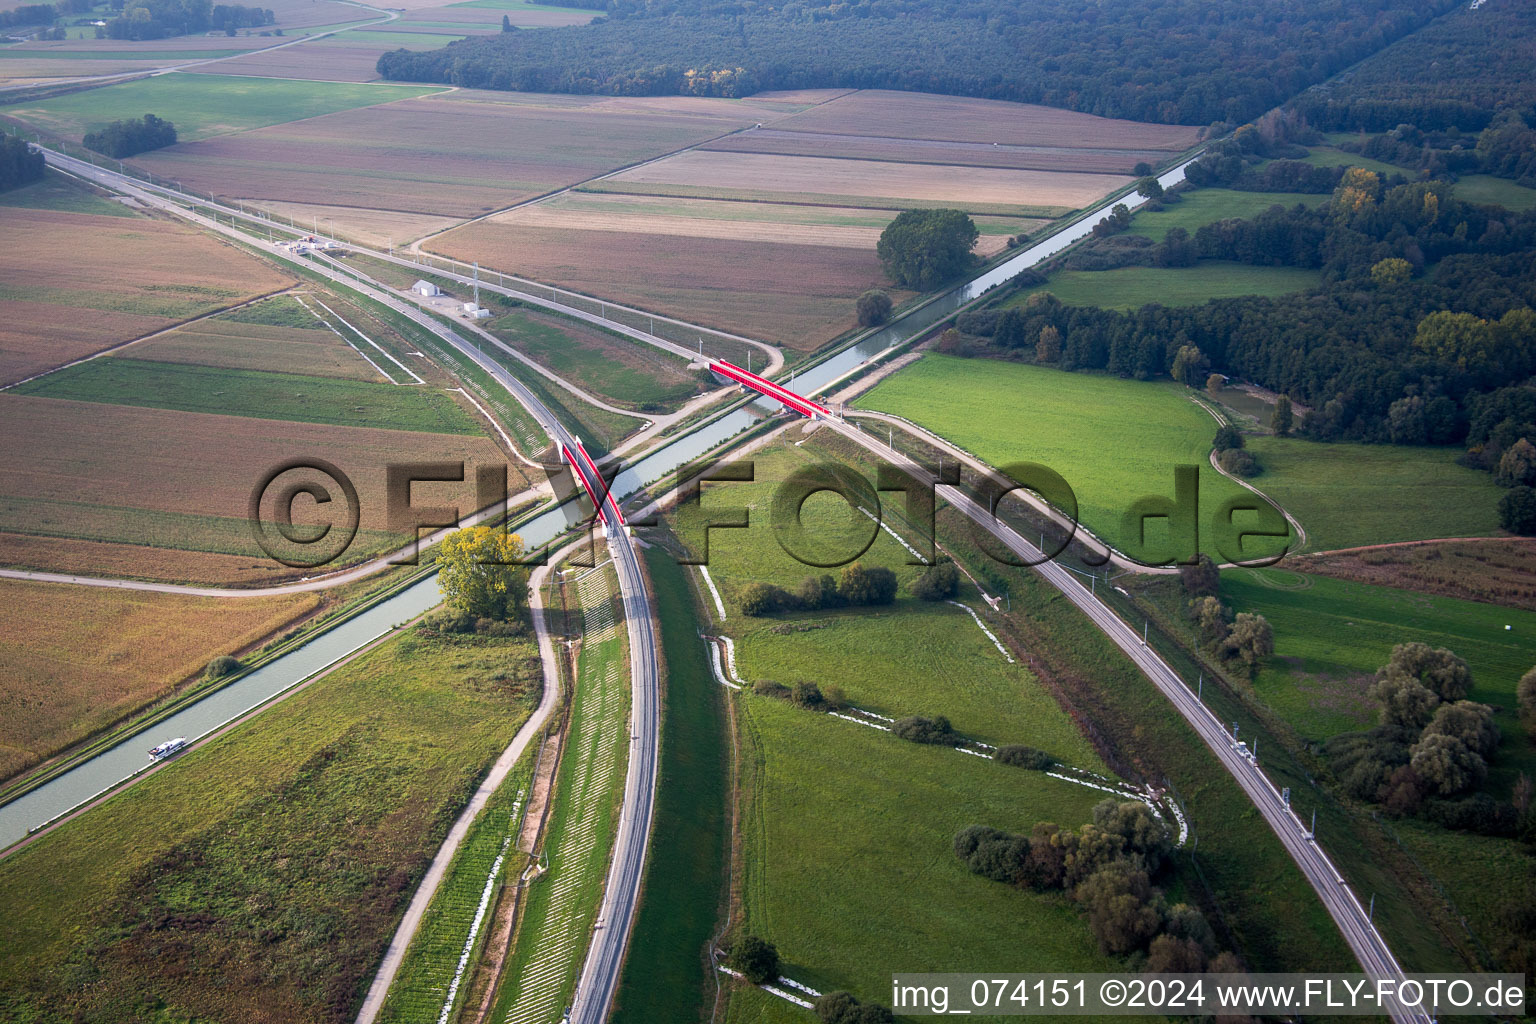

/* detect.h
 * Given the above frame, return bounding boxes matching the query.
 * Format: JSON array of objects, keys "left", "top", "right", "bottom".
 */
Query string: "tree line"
[
  {"left": 0, "top": 135, "right": 45, "bottom": 193},
  {"left": 101, "top": 0, "right": 272, "bottom": 41},
  {"left": 377, "top": 0, "right": 1458, "bottom": 126},
  {"left": 83, "top": 114, "right": 178, "bottom": 158}
]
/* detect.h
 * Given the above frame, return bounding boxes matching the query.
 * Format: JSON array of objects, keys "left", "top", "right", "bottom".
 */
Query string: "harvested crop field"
[
  {"left": 434, "top": 223, "right": 910, "bottom": 350},
  {"left": 607, "top": 150, "right": 1126, "bottom": 212},
  {"left": 0, "top": 394, "right": 523, "bottom": 578},
  {"left": 241, "top": 199, "right": 461, "bottom": 246},
  {"left": 186, "top": 43, "right": 390, "bottom": 83},
  {"left": 130, "top": 89, "right": 806, "bottom": 218},
  {"left": 768, "top": 89, "right": 1202, "bottom": 151},
  {"left": 0, "top": 532, "right": 330, "bottom": 586},
  {"left": 0, "top": 208, "right": 293, "bottom": 386},
  {"left": 0, "top": 579, "right": 318, "bottom": 783},
  {"left": 126, "top": 318, "right": 387, "bottom": 382},
  {"left": 703, "top": 128, "right": 1172, "bottom": 175},
  {"left": 486, "top": 192, "right": 1033, "bottom": 256}
]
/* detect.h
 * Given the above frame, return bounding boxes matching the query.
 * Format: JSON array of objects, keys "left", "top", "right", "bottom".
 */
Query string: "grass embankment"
[
  {"left": 14, "top": 358, "right": 480, "bottom": 433},
  {"left": 485, "top": 307, "right": 702, "bottom": 412},
  {"left": 0, "top": 73, "right": 446, "bottom": 143},
  {"left": 376, "top": 759, "right": 534, "bottom": 1024},
  {"left": 0, "top": 624, "right": 541, "bottom": 1024},
  {"left": 857, "top": 355, "right": 1272, "bottom": 560},
  {"left": 487, "top": 563, "right": 629, "bottom": 1024},
  {"left": 611, "top": 546, "right": 731, "bottom": 1023}
]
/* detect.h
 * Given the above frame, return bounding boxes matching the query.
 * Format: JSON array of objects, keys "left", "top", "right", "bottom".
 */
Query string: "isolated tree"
[
  {"left": 1136, "top": 176, "right": 1165, "bottom": 200},
  {"left": 500, "top": 13, "right": 512, "bottom": 30},
  {"left": 1171, "top": 344, "right": 1209, "bottom": 386},
  {"left": 1221, "top": 612, "right": 1273, "bottom": 674},
  {"left": 437, "top": 526, "right": 528, "bottom": 620},
  {"left": 727, "top": 935, "right": 780, "bottom": 984},
  {"left": 855, "top": 288, "right": 893, "bottom": 327},
  {"left": 1133, "top": 161, "right": 1153, "bottom": 177},
  {"left": 892, "top": 715, "right": 957, "bottom": 745},
  {"left": 1271, "top": 395, "right": 1294, "bottom": 437},
  {"left": 1179, "top": 554, "right": 1220, "bottom": 598},
  {"left": 1520, "top": 668, "right": 1536, "bottom": 736},
  {"left": 876, "top": 208, "right": 978, "bottom": 289},
  {"left": 1420, "top": 701, "right": 1500, "bottom": 758},
  {"left": 1410, "top": 733, "right": 1487, "bottom": 796},
  {"left": 1036, "top": 324, "right": 1062, "bottom": 363},
  {"left": 1206, "top": 372, "right": 1225, "bottom": 393},
  {"left": 1212, "top": 424, "right": 1244, "bottom": 451},
  {"left": 1499, "top": 486, "right": 1536, "bottom": 535},
  {"left": 1370, "top": 257, "right": 1412, "bottom": 287},
  {"left": 1496, "top": 439, "right": 1536, "bottom": 487}
]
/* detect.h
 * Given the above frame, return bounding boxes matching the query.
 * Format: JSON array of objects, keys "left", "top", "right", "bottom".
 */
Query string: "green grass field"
[
  {"left": 486, "top": 307, "right": 701, "bottom": 410},
  {"left": 216, "top": 294, "right": 329, "bottom": 331},
  {"left": 0, "top": 626, "right": 540, "bottom": 1022},
  {"left": 1009, "top": 262, "right": 1321, "bottom": 311},
  {"left": 612, "top": 546, "right": 731, "bottom": 1024},
  {"left": 1244, "top": 435, "right": 1502, "bottom": 552},
  {"left": 0, "top": 166, "right": 136, "bottom": 216},
  {"left": 488, "top": 564, "right": 629, "bottom": 1024},
  {"left": 1226, "top": 570, "right": 1536, "bottom": 757},
  {"left": 0, "top": 73, "right": 445, "bottom": 143},
  {"left": 1299, "top": 146, "right": 1405, "bottom": 178},
  {"left": 728, "top": 697, "right": 1115, "bottom": 1020},
  {"left": 1453, "top": 174, "right": 1536, "bottom": 212},
  {"left": 1128, "top": 189, "right": 1328, "bottom": 243},
  {"left": 858, "top": 356, "right": 1279, "bottom": 561},
  {"left": 377, "top": 758, "right": 533, "bottom": 1024},
  {"left": 15, "top": 357, "right": 481, "bottom": 433}
]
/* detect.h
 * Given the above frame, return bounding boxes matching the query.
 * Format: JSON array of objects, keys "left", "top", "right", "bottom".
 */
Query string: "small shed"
[
  {"left": 412, "top": 280, "right": 441, "bottom": 297},
  {"left": 467, "top": 307, "right": 492, "bottom": 319}
]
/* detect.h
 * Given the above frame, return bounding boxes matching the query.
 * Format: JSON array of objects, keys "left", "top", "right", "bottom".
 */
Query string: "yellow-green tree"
[{"left": 437, "top": 526, "right": 528, "bottom": 620}]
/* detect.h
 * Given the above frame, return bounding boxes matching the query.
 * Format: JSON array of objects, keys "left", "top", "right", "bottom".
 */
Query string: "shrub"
[
  {"left": 1217, "top": 447, "right": 1260, "bottom": 477},
  {"left": 1410, "top": 733, "right": 1487, "bottom": 796},
  {"left": 1501, "top": 485, "right": 1536, "bottom": 534},
  {"left": 821, "top": 684, "right": 848, "bottom": 710},
  {"left": 1093, "top": 798, "right": 1173, "bottom": 875},
  {"left": 791, "top": 680, "right": 826, "bottom": 709},
  {"left": 1075, "top": 863, "right": 1164, "bottom": 955},
  {"left": 204, "top": 655, "right": 244, "bottom": 679},
  {"left": 726, "top": 934, "right": 779, "bottom": 984},
  {"left": 752, "top": 679, "right": 790, "bottom": 700},
  {"left": 1422, "top": 794, "right": 1519, "bottom": 836},
  {"left": 1178, "top": 554, "right": 1220, "bottom": 598},
  {"left": 797, "top": 573, "right": 842, "bottom": 610},
  {"left": 837, "top": 562, "right": 898, "bottom": 606},
  {"left": 1420, "top": 700, "right": 1500, "bottom": 758},
  {"left": 891, "top": 715, "right": 958, "bottom": 745},
  {"left": 1212, "top": 424, "right": 1245, "bottom": 451},
  {"left": 816, "top": 992, "right": 894, "bottom": 1023},
  {"left": 855, "top": 288, "right": 892, "bottom": 327},
  {"left": 910, "top": 562, "right": 959, "bottom": 601},
  {"left": 426, "top": 608, "right": 478, "bottom": 634},
  {"left": 995, "top": 745, "right": 1056, "bottom": 770},
  {"left": 1520, "top": 668, "right": 1536, "bottom": 735},
  {"left": 740, "top": 582, "right": 798, "bottom": 616}
]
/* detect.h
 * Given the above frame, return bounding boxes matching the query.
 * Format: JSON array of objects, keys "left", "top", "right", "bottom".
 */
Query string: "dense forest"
[
  {"left": 377, "top": 0, "right": 1459, "bottom": 126},
  {"left": 1292, "top": 0, "right": 1536, "bottom": 133},
  {"left": 83, "top": 114, "right": 177, "bottom": 158},
  {"left": 0, "top": 135, "right": 45, "bottom": 192},
  {"left": 947, "top": 170, "right": 1536, "bottom": 453},
  {"left": 101, "top": 0, "right": 273, "bottom": 40}
]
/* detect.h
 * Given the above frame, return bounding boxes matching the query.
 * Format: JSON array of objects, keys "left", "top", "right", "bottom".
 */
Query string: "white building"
[{"left": 412, "top": 280, "right": 441, "bottom": 297}]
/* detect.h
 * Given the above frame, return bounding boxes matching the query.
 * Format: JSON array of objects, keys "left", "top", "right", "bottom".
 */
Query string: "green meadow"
[
  {"left": 1008, "top": 262, "right": 1321, "bottom": 311},
  {"left": 1, "top": 73, "right": 444, "bottom": 143},
  {"left": 1126, "top": 188, "right": 1328, "bottom": 243}
]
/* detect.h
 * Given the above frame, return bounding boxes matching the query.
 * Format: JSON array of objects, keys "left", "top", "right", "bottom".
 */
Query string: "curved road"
[{"left": 823, "top": 417, "right": 1428, "bottom": 1024}]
